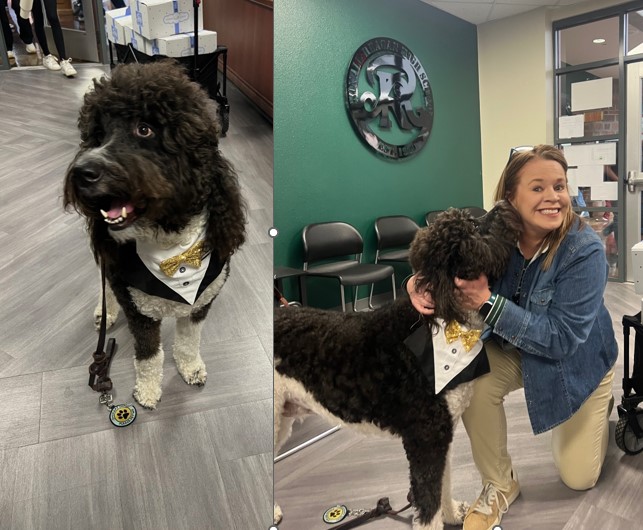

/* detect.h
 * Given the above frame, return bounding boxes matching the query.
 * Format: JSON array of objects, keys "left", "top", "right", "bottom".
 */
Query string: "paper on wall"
[
  {"left": 567, "top": 168, "right": 579, "bottom": 196},
  {"left": 563, "top": 143, "right": 616, "bottom": 166},
  {"left": 559, "top": 114, "right": 584, "bottom": 138},
  {"left": 590, "top": 182, "right": 618, "bottom": 201},
  {"left": 571, "top": 77, "right": 613, "bottom": 112},
  {"left": 591, "top": 142, "right": 616, "bottom": 164},
  {"left": 575, "top": 164, "right": 604, "bottom": 186}
]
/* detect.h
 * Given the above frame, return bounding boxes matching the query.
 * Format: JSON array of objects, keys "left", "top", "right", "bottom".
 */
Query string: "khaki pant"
[{"left": 461, "top": 339, "right": 614, "bottom": 491}]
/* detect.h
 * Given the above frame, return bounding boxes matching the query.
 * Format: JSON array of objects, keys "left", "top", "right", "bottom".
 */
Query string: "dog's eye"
[{"left": 134, "top": 123, "right": 154, "bottom": 138}]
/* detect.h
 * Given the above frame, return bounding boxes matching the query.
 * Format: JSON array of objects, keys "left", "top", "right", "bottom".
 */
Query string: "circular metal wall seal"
[{"left": 345, "top": 37, "right": 434, "bottom": 160}]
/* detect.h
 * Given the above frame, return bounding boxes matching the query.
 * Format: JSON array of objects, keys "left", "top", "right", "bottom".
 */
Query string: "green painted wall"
[{"left": 274, "top": 0, "right": 482, "bottom": 307}]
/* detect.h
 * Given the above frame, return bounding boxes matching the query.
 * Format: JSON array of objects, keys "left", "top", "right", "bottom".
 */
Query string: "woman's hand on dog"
[
  {"left": 406, "top": 273, "right": 435, "bottom": 315},
  {"left": 454, "top": 275, "right": 492, "bottom": 311},
  {"left": 407, "top": 273, "right": 492, "bottom": 315}
]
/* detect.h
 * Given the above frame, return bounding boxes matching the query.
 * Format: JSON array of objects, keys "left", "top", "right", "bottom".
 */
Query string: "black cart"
[
  {"left": 615, "top": 312, "right": 643, "bottom": 455},
  {"left": 108, "top": 0, "right": 230, "bottom": 135}
]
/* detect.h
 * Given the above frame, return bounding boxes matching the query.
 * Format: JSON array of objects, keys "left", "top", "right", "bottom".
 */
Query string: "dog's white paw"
[
  {"left": 94, "top": 305, "right": 118, "bottom": 330},
  {"left": 273, "top": 504, "right": 283, "bottom": 525},
  {"left": 133, "top": 384, "right": 162, "bottom": 409},
  {"left": 177, "top": 359, "right": 207, "bottom": 386},
  {"left": 442, "top": 499, "right": 469, "bottom": 525}
]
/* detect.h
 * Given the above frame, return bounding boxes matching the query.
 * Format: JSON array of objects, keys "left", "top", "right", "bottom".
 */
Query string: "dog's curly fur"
[
  {"left": 410, "top": 200, "right": 522, "bottom": 327},
  {"left": 63, "top": 61, "right": 246, "bottom": 409},
  {"left": 274, "top": 201, "right": 521, "bottom": 529}
]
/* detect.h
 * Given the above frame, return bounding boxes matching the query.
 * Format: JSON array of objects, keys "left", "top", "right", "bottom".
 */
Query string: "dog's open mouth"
[{"left": 99, "top": 199, "right": 145, "bottom": 230}]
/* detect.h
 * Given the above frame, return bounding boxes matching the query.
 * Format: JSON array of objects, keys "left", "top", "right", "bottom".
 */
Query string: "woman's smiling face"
[{"left": 508, "top": 157, "right": 570, "bottom": 241}]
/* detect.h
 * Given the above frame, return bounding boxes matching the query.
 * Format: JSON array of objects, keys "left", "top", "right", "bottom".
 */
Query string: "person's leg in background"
[
  {"left": 29, "top": 0, "right": 59, "bottom": 69},
  {"left": 9, "top": 0, "right": 35, "bottom": 52},
  {"left": 461, "top": 340, "right": 523, "bottom": 530},
  {"left": 1, "top": 0, "right": 16, "bottom": 65},
  {"left": 39, "top": 0, "right": 75, "bottom": 75},
  {"left": 551, "top": 367, "right": 615, "bottom": 490}
]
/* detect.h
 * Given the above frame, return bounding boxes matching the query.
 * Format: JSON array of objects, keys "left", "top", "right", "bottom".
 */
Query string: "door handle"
[{"left": 627, "top": 170, "right": 643, "bottom": 192}]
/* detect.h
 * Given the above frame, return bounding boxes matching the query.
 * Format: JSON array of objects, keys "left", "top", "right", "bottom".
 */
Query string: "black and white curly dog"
[
  {"left": 63, "top": 61, "right": 245, "bottom": 409},
  {"left": 274, "top": 201, "right": 521, "bottom": 529}
]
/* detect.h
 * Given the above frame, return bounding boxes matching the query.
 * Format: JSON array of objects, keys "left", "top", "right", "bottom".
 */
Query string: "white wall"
[{"left": 477, "top": 0, "right": 629, "bottom": 207}]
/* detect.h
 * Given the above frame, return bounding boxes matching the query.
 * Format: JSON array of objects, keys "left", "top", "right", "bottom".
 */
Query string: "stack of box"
[{"left": 106, "top": 0, "right": 217, "bottom": 58}]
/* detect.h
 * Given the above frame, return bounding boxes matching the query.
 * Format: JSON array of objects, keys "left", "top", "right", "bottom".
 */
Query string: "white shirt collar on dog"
[
  {"left": 135, "top": 228, "right": 211, "bottom": 305},
  {"left": 433, "top": 318, "right": 484, "bottom": 394}
]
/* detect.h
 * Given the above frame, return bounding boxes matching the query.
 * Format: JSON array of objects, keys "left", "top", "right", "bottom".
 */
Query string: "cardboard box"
[
  {"left": 155, "top": 30, "right": 217, "bottom": 57},
  {"left": 128, "top": 29, "right": 159, "bottom": 56},
  {"left": 131, "top": 0, "right": 203, "bottom": 40},
  {"left": 106, "top": 7, "right": 133, "bottom": 45}
]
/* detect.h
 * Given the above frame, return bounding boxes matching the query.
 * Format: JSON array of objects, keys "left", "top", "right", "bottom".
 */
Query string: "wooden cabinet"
[{"left": 203, "top": 0, "right": 273, "bottom": 120}]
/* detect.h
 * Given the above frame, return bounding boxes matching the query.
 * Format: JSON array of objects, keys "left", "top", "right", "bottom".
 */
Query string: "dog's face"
[
  {"left": 409, "top": 200, "right": 522, "bottom": 324},
  {"left": 63, "top": 60, "right": 226, "bottom": 242}
]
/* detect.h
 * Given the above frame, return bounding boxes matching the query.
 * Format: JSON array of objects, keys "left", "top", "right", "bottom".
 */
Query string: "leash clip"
[{"left": 99, "top": 392, "right": 114, "bottom": 409}]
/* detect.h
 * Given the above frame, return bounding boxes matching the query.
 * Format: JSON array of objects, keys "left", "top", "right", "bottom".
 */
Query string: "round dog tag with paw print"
[
  {"left": 109, "top": 404, "right": 137, "bottom": 427},
  {"left": 322, "top": 504, "right": 348, "bottom": 524}
]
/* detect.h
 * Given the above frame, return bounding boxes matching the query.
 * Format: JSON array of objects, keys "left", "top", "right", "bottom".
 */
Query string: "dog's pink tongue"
[{"left": 107, "top": 201, "right": 135, "bottom": 219}]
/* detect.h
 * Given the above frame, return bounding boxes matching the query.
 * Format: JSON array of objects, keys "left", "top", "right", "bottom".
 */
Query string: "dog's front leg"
[
  {"left": 402, "top": 427, "right": 449, "bottom": 530},
  {"left": 126, "top": 311, "right": 164, "bottom": 409},
  {"left": 173, "top": 313, "right": 208, "bottom": 386},
  {"left": 94, "top": 277, "right": 119, "bottom": 330},
  {"left": 439, "top": 445, "right": 469, "bottom": 525}
]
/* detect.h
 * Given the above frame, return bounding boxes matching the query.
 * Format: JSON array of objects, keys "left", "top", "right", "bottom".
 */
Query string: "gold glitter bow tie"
[
  {"left": 444, "top": 321, "right": 482, "bottom": 352},
  {"left": 159, "top": 240, "right": 205, "bottom": 277}
]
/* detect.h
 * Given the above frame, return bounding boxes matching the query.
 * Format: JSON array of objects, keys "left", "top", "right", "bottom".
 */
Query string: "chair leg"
[
  {"left": 352, "top": 285, "right": 359, "bottom": 312},
  {"left": 391, "top": 273, "right": 397, "bottom": 301},
  {"left": 368, "top": 283, "right": 375, "bottom": 309},
  {"left": 340, "top": 285, "right": 346, "bottom": 312}
]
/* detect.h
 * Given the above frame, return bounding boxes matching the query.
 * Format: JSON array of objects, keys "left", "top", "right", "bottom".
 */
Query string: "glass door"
[{"left": 625, "top": 61, "right": 643, "bottom": 281}]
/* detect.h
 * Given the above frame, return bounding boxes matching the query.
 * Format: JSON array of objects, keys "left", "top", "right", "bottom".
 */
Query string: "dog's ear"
[
  {"left": 204, "top": 156, "right": 247, "bottom": 260},
  {"left": 477, "top": 200, "right": 523, "bottom": 281}
]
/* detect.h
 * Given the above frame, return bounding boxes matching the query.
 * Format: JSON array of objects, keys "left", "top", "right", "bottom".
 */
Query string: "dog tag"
[
  {"left": 109, "top": 404, "right": 137, "bottom": 427},
  {"left": 322, "top": 504, "right": 348, "bottom": 524}
]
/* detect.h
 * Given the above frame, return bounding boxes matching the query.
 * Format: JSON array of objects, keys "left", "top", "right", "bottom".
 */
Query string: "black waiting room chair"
[
  {"left": 462, "top": 206, "right": 487, "bottom": 218},
  {"left": 425, "top": 209, "right": 444, "bottom": 226},
  {"left": 426, "top": 207, "right": 486, "bottom": 226},
  {"left": 370, "top": 215, "right": 420, "bottom": 306},
  {"left": 302, "top": 221, "right": 396, "bottom": 312}
]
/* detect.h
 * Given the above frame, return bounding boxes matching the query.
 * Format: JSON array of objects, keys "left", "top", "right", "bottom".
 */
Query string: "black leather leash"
[
  {"left": 87, "top": 260, "right": 137, "bottom": 427},
  {"left": 88, "top": 259, "right": 117, "bottom": 393},
  {"left": 329, "top": 492, "right": 414, "bottom": 529}
]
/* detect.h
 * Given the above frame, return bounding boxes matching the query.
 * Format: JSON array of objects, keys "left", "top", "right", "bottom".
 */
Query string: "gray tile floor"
[{"left": 0, "top": 64, "right": 273, "bottom": 529}]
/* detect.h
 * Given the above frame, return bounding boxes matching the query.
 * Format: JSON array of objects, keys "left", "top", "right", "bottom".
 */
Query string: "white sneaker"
[
  {"left": 43, "top": 54, "right": 61, "bottom": 71},
  {"left": 25, "top": 43, "right": 37, "bottom": 54},
  {"left": 7, "top": 50, "right": 16, "bottom": 66},
  {"left": 60, "top": 58, "right": 77, "bottom": 77}
]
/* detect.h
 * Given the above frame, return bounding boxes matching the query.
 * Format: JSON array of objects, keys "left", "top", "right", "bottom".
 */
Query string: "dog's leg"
[
  {"left": 439, "top": 383, "right": 474, "bottom": 525},
  {"left": 273, "top": 371, "right": 295, "bottom": 526},
  {"left": 401, "top": 423, "right": 451, "bottom": 530},
  {"left": 439, "top": 444, "right": 469, "bottom": 525},
  {"left": 126, "top": 311, "right": 164, "bottom": 409},
  {"left": 173, "top": 315, "right": 207, "bottom": 386},
  {"left": 94, "top": 277, "right": 119, "bottom": 330}
]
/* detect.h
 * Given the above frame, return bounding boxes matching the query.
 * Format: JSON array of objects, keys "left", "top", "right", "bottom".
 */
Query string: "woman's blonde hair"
[{"left": 493, "top": 144, "right": 581, "bottom": 270}]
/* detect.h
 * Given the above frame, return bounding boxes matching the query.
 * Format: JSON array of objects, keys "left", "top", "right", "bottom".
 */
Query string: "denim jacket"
[{"left": 490, "top": 218, "right": 617, "bottom": 434}]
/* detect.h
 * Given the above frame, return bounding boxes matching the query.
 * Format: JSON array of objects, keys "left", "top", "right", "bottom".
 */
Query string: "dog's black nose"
[{"left": 70, "top": 163, "right": 102, "bottom": 184}]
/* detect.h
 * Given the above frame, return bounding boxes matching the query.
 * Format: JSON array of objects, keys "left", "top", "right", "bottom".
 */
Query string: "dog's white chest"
[
  {"left": 433, "top": 319, "right": 484, "bottom": 394},
  {"left": 136, "top": 234, "right": 210, "bottom": 305}
]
